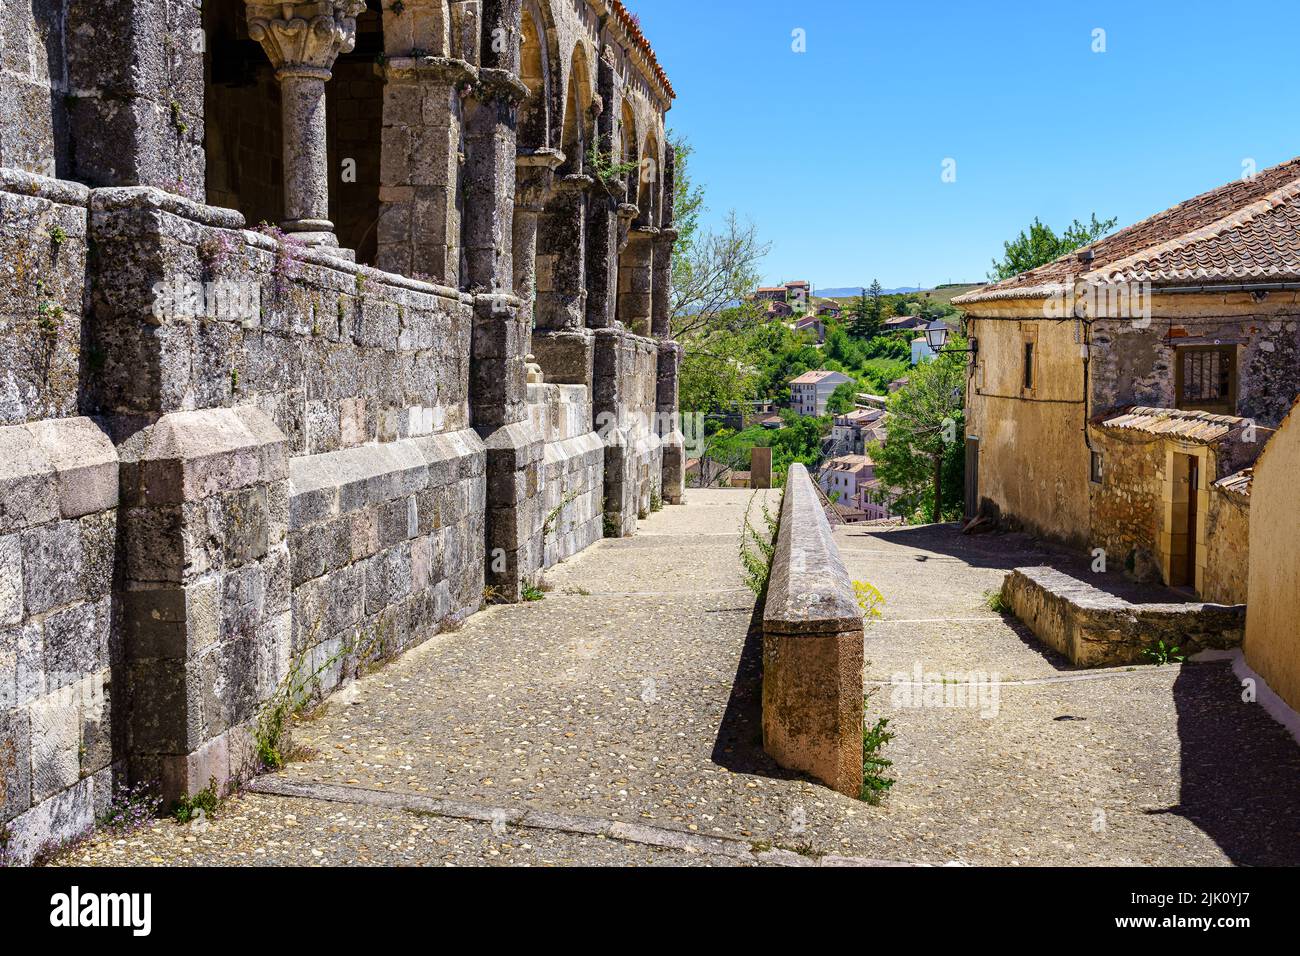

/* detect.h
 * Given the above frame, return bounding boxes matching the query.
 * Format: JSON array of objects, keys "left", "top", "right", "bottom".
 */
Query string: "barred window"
[{"left": 1176, "top": 346, "right": 1237, "bottom": 414}]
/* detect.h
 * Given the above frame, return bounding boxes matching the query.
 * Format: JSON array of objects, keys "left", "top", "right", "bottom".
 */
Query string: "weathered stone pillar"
[
  {"left": 462, "top": 0, "right": 543, "bottom": 601},
  {"left": 535, "top": 174, "right": 592, "bottom": 330},
  {"left": 657, "top": 340, "right": 686, "bottom": 505},
  {"left": 651, "top": 227, "right": 677, "bottom": 339},
  {"left": 375, "top": 0, "right": 464, "bottom": 280},
  {"left": 513, "top": 149, "right": 564, "bottom": 319},
  {"left": 585, "top": 46, "right": 620, "bottom": 331},
  {"left": 56, "top": 1, "right": 207, "bottom": 191},
  {"left": 532, "top": 173, "right": 597, "bottom": 390},
  {"left": 618, "top": 226, "right": 657, "bottom": 336},
  {"left": 246, "top": 1, "right": 366, "bottom": 248}
]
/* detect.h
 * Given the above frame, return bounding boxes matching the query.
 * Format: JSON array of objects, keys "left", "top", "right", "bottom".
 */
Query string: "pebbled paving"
[{"left": 49, "top": 493, "right": 1300, "bottom": 866}]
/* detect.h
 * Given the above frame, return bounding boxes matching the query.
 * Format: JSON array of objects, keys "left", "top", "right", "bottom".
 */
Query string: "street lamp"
[{"left": 925, "top": 323, "right": 977, "bottom": 355}]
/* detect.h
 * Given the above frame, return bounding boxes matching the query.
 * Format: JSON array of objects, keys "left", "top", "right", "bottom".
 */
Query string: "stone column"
[
  {"left": 618, "top": 226, "right": 657, "bottom": 337},
  {"left": 513, "top": 149, "right": 563, "bottom": 321},
  {"left": 535, "top": 174, "right": 592, "bottom": 330},
  {"left": 462, "top": 0, "right": 544, "bottom": 602},
  {"left": 657, "top": 340, "right": 686, "bottom": 505},
  {"left": 651, "top": 227, "right": 677, "bottom": 339},
  {"left": 246, "top": 1, "right": 367, "bottom": 248},
  {"left": 585, "top": 46, "right": 620, "bottom": 331},
  {"left": 531, "top": 173, "right": 597, "bottom": 390}
]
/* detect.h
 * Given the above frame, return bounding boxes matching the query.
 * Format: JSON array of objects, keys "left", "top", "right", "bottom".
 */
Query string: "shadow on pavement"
[
  {"left": 1163, "top": 661, "right": 1300, "bottom": 865},
  {"left": 710, "top": 596, "right": 801, "bottom": 782}
]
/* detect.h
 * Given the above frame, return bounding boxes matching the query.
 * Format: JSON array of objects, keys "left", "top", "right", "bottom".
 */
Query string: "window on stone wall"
[
  {"left": 1176, "top": 345, "right": 1238, "bottom": 415},
  {"left": 1090, "top": 451, "right": 1104, "bottom": 484}
]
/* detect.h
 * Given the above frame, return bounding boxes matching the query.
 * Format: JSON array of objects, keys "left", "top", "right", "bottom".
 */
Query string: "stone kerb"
[{"left": 761, "top": 463, "right": 865, "bottom": 798}]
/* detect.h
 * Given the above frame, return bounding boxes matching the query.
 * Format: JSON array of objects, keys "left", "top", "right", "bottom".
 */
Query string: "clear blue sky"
[{"left": 635, "top": 0, "right": 1300, "bottom": 290}]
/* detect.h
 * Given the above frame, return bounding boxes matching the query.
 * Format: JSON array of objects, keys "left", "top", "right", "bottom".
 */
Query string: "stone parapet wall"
[
  {"left": 288, "top": 428, "right": 485, "bottom": 701},
  {"left": 594, "top": 328, "right": 662, "bottom": 536},
  {"left": 528, "top": 384, "right": 604, "bottom": 569},
  {"left": 761, "top": 463, "right": 864, "bottom": 798},
  {"left": 85, "top": 187, "right": 474, "bottom": 456},
  {"left": 1, "top": 171, "right": 90, "bottom": 427},
  {"left": 1204, "top": 485, "right": 1250, "bottom": 606},
  {"left": 1002, "top": 566, "right": 1245, "bottom": 667},
  {"left": 1, "top": 416, "right": 118, "bottom": 863}
]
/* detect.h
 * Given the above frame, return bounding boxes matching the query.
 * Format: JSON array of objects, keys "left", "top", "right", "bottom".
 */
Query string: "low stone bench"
[
  {"left": 1002, "top": 566, "right": 1246, "bottom": 667},
  {"left": 761, "top": 463, "right": 864, "bottom": 797}
]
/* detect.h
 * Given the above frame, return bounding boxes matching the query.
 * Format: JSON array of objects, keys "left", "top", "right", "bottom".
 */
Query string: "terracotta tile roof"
[
  {"left": 1214, "top": 468, "right": 1254, "bottom": 496},
  {"left": 956, "top": 156, "right": 1300, "bottom": 305},
  {"left": 1095, "top": 406, "right": 1253, "bottom": 444},
  {"left": 609, "top": 2, "right": 675, "bottom": 100}
]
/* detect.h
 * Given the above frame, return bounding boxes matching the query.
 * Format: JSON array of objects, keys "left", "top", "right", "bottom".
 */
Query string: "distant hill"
[
  {"left": 820, "top": 282, "right": 984, "bottom": 309},
  {"left": 815, "top": 286, "right": 922, "bottom": 298}
]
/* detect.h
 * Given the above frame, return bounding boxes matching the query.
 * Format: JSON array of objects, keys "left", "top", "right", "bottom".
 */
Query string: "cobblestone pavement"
[{"left": 52, "top": 493, "right": 1300, "bottom": 866}]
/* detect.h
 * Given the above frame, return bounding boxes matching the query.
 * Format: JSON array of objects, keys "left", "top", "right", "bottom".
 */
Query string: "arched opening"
[
  {"left": 203, "top": 0, "right": 283, "bottom": 227},
  {"left": 638, "top": 132, "right": 660, "bottom": 227},
  {"left": 620, "top": 99, "right": 638, "bottom": 202},
  {"left": 204, "top": 0, "right": 385, "bottom": 263},
  {"left": 560, "top": 43, "right": 594, "bottom": 175},
  {"left": 518, "top": 4, "right": 550, "bottom": 152}
]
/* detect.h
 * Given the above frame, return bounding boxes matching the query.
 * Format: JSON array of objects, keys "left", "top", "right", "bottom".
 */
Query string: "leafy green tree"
[
  {"left": 870, "top": 349, "right": 968, "bottom": 522},
  {"left": 988, "top": 213, "right": 1117, "bottom": 281},
  {"left": 826, "top": 381, "right": 858, "bottom": 416}
]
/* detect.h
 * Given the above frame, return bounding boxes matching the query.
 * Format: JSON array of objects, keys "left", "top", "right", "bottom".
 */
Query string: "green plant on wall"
[{"left": 586, "top": 135, "right": 638, "bottom": 191}]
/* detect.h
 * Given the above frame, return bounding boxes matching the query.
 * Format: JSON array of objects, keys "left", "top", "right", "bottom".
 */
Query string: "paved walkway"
[{"left": 51, "top": 492, "right": 1300, "bottom": 866}]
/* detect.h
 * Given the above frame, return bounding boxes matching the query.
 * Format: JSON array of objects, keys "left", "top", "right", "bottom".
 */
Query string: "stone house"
[
  {"left": 957, "top": 157, "right": 1300, "bottom": 604},
  {"left": 0, "top": 0, "right": 683, "bottom": 861},
  {"left": 790, "top": 369, "right": 852, "bottom": 416}
]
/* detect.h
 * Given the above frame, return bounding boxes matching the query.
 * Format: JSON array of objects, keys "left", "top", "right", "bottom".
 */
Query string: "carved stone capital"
[{"left": 245, "top": 1, "right": 367, "bottom": 77}]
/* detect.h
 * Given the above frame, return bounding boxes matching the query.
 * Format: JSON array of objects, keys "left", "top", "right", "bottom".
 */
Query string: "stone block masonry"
[
  {"left": 0, "top": 417, "right": 118, "bottom": 863},
  {"left": 761, "top": 463, "right": 865, "bottom": 798},
  {"left": 1002, "top": 566, "right": 1245, "bottom": 667},
  {"left": 0, "top": 0, "right": 683, "bottom": 861}
]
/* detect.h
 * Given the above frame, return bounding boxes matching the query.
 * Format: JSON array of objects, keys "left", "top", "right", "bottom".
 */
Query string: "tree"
[
  {"left": 849, "top": 280, "right": 884, "bottom": 338},
  {"left": 668, "top": 133, "right": 771, "bottom": 343},
  {"left": 826, "top": 381, "right": 858, "bottom": 416},
  {"left": 870, "top": 349, "right": 967, "bottom": 523},
  {"left": 988, "top": 213, "right": 1118, "bottom": 281}
]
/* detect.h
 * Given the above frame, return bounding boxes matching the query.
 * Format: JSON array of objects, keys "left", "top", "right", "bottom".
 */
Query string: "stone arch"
[
  {"left": 518, "top": 2, "right": 552, "bottom": 151},
  {"left": 560, "top": 41, "right": 595, "bottom": 174}
]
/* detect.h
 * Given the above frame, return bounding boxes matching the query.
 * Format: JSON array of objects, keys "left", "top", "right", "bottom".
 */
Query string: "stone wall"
[
  {"left": 1203, "top": 482, "right": 1250, "bottom": 606},
  {"left": 1244, "top": 401, "right": 1300, "bottom": 712},
  {"left": 1087, "top": 426, "right": 1165, "bottom": 579},
  {"left": 1092, "top": 310, "right": 1300, "bottom": 428},
  {"left": 1, "top": 417, "right": 118, "bottom": 864},
  {"left": 85, "top": 188, "right": 474, "bottom": 457},
  {"left": 1002, "top": 566, "right": 1245, "bottom": 667},
  {"left": 1, "top": 171, "right": 88, "bottom": 426},
  {"left": 288, "top": 429, "right": 485, "bottom": 700},
  {"left": 527, "top": 383, "right": 603, "bottom": 569}
]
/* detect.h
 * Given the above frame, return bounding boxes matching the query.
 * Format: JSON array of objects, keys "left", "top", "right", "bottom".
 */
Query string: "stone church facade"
[{"left": 0, "top": 0, "right": 683, "bottom": 861}]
